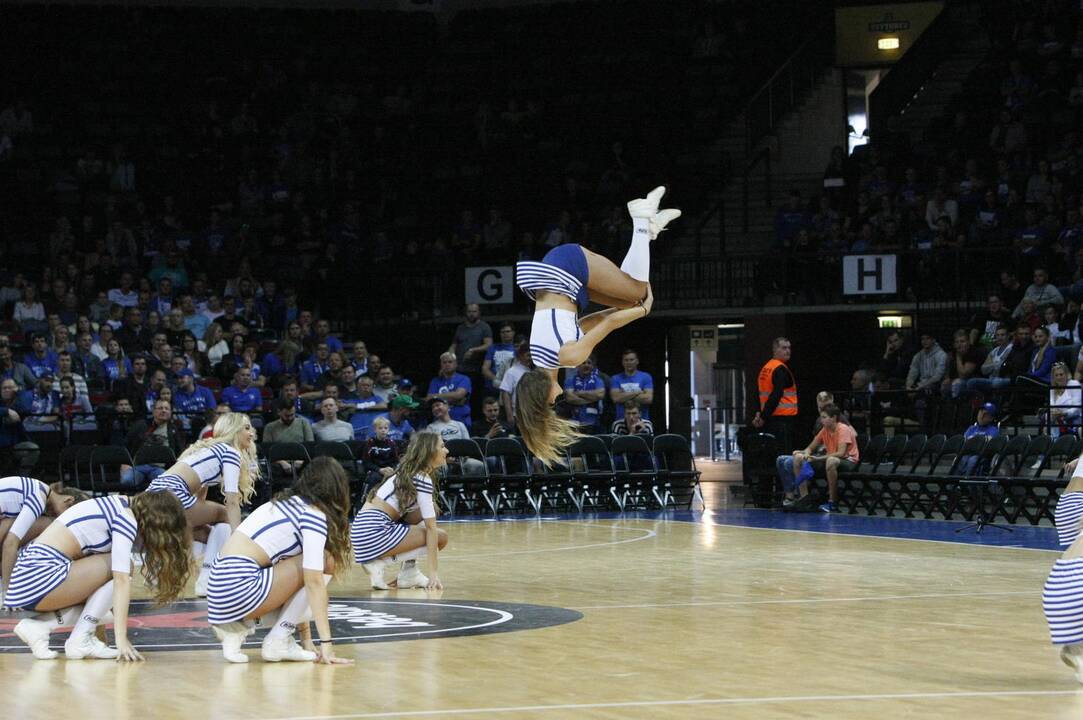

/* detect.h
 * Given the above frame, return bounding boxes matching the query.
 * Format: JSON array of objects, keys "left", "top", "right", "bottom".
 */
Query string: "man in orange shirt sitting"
[{"left": 790, "top": 405, "right": 860, "bottom": 513}]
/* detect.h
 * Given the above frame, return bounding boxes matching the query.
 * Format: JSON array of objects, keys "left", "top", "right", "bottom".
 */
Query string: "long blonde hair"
[
  {"left": 367, "top": 431, "right": 442, "bottom": 512},
  {"left": 276, "top": 457, "right": 352, "bottom": 577},
  {"left": 130, "top": 492, "right": 191, "bottom": 604},
  {"left": 514, "top": 369, "right": 580, "bottom": 466},
  {"left": 178, "top": 412, "right": 260, "bottom": 503}
]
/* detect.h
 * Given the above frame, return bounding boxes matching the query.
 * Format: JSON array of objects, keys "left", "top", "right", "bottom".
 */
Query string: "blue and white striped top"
[
  {"left": 237, "top": 495, "right": 329, "bottom": 572},
  {"left": 181, "top": 443, "right": 242, "bottom": 494},
  {"left": 516, "top": 261, "right": 584, "bottom": 307},
  {"left": 376, "top": 474, "right": 436, "bottom": 520},
  {"left": 0, "top": 476, "right": 48, "bottom": 541},
  {"left": 1056, "top": 491, "right": 1083, "bottom": 547},
  {"left": 59, "top": 495, "right": 138, "bottom": 573}
]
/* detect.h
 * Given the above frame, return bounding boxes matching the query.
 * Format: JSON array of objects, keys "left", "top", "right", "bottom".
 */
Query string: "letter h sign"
[{"left": 842, "top": 255, "right": 897, "bottom": 295}]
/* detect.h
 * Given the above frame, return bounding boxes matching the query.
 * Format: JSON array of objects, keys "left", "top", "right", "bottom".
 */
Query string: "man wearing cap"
[
  {"left": 173, "top": 368, "right": 217, "bottom": 431},
  {"left": 21, "top": 373, "right": 60, "bottom": 432},
  {"left": 373, "top": 395, "right": 417, "bottom": 443},
  {"left": 958, "top": 403, "right": 1000, "bottom": 475},
  {"left": 426, "top": 352, "right": 473, "bottom": 429},
  {"left": 426, "top": 397, "right": 471, "bottom": 442}
]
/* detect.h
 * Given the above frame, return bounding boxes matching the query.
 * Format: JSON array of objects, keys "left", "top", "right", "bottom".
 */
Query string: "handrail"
[
  {"left": 868, "top": 6, "right": 956, "bottom": 137},
  {"left": 741, "top": 146, "right": 772, "bottom": 234},
  {"left": 741, "top": 16, "right": 835, "bottom": 156}
]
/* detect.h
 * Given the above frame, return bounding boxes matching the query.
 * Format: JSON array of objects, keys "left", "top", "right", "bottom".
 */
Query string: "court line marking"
[
  {"left": 449, "top": 521, "right": 656, "bottom": 559},
  {"left": 261, "top": 689, "right": 1082, "bottom": 719},
  {"left": 568, "top": 589, "right": 1038, "bottom": 611},
  {"left": 682, "top": 517, "right": 1065, "bottom": 554}
]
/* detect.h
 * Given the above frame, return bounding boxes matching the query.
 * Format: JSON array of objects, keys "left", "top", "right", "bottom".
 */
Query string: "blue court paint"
[{"left": 443, "top": 509, "right": 1061, "bottom": 552}]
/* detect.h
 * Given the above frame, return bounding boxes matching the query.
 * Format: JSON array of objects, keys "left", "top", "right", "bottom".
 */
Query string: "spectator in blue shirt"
[
  {"left": 481, "top": 322, "right": 516, "bottom": 394},
  {"left": 371, "top": 395, "right": 418, "bottom": 443},
  {"left": 172, "top": 368, "right": 217, "bottom": 431},
  {"left": 220, "top": 366, "right": 263, "bottom": 413},
  {"left": 564, "top": 356, "right": 605, "bottom": 433},
  {"left": 0, "top": 378, "right": 39, "bottom": 473},
  {"left": 609, "top": 349, "right": 654, "bottom": 421},
  {"left": 959, "top": 402, "right": 1000, "bottom": 475},
  {"left": 180, "top": 294, "right": 209, "bottom": 338},
  {"left": 300, "top": 341, "right": 330, "bottom": 391},
  {"left": 23, "top": 334, "right": 59, "bottom": 379},
  {"left": 774, "top": 190, "right": 811, "bottom": 249},
  {"left": 1028, "top": 326, "right": 1056, "bottom": 384},
  {"left": 314, "top": 319, "right": 343, "bottom": 354},
  {"left": 426, "top": 352, "right": 473, "bottom": 428}
]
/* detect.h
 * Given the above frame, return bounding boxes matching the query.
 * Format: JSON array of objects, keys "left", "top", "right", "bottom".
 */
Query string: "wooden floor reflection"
[{"left": 4, "top": 497, "right": 1082, "bottom": 719}]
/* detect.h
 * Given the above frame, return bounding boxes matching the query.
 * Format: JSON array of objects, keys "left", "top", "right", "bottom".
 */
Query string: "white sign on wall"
[
  {"left": 465, "top": 266, "right": 513, "bottom": 304},
  {"left": 843, "top": 255, "right": 897, "bottom": 295}
]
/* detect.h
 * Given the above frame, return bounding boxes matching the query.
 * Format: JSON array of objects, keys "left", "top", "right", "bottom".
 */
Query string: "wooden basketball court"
[{"left": 2, "top": 470, "right": 1080, "bottom": 719}]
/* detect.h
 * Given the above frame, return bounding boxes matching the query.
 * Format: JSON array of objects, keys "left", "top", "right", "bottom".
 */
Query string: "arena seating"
[{"left": 793, "top": 431, "right": 1081, "bottom": 525}]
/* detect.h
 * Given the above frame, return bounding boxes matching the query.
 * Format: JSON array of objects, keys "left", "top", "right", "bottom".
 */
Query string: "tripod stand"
[{"left": 955, "top": 478, "right": 1013, "bottom": 534}]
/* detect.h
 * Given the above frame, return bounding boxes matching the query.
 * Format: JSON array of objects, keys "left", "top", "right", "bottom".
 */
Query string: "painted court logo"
[{"left": 0, "top": 599, "right": 582, "bottom": 653}]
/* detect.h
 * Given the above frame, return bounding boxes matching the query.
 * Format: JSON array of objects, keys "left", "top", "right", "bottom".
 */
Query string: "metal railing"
[{"left": 742, "top": 17, "right": 836, "bottom": 156}]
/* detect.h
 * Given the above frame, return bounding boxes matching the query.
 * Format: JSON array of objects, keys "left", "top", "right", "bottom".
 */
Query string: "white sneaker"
[
  {"left": 627, "top": 186, "right": 666, "bottom": 219},
  {"left": 396, "top": 564, "right": 429, "bottom": 589},
  {"left": 213, "top": 623, "right": 254, "bottom": 664},
  {"left": 64, "top": 633, "right": 120, "bottom": 660},
  {"left": 14, "top": 619, "right": 58, "bottom": 660},
  {"left": 261, "top": 635, "right": 317, "bottom": 663},
  {"left": 363, "top": 559, "right": 390, "bottom": 590},
  {"left": 1061, "top": 644, "right": 1083, "bottom": 683},
  {"left": 649, "top": 208, "right": 682, "bottom": 239}
]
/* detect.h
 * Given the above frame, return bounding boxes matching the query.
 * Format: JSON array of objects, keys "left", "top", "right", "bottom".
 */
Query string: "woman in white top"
[
  {"left": 204, "top": 322, "right": 229, "bottom": 368},
  {"left": 208, "top": 457, "right": 352, "bottom": 665},
  {"left": 13, "top": 285, "right": 46, "bottom": 334},
  {"left": 351, "top": 431, "right": 449, "bottom": 590},
  {"left": 146, "top": 412, "right": 259, "bottom": 595},
  {"left": 6, "top": 492, "right": 190, "bottom": 661},
  {"left": 1048, "top": 362, "right": 1083, "bottom": 438},
  {"left": 0, "top": 478, "right": 88, "bottom": 603}
]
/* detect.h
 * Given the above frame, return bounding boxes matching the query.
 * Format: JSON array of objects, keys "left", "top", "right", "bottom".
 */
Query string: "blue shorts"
[{"left": 541, "top": 244, "right": 590, "bottom": 311}]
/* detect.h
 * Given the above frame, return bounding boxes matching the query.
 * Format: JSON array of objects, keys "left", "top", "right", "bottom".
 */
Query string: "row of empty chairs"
[
  {"left": 443, "top": 434, "right": 702, "bottom": 516},
  {"left": 827, "top": 432, "right": 1082, "bottom": 525}
]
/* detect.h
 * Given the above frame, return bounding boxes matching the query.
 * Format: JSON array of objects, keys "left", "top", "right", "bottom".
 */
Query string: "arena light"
[
  {"left": 877, "top": 314, "right": 913, "bottom": 329},
  {"left": 878, "top": 37, "right": 900, "bottom": 50}
]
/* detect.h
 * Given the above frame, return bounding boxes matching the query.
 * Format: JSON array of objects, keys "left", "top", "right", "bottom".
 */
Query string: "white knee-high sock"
[
  {"left": 33, "top": 605, "right": 82, "bottom": 630},
  {"left": 266, "top": 588, "right": 310, "bottom": 640},
  {"left": 394, "top": 548, "right": 427, "bottom": 563},
  {"left": 620, "top": 219, "right": 652, "bottom": 282},
  {"left": 192, "top": 541, "right": 207, "bottom": 561},
  {"left": 71, "top": 581, "right": 113, "bottom": 639},
  {"left": 200, "top": 523, "right": 232, "bottom": 574},
  {"left": 202, "top": 524, "right": 232, "bottom": 569}
]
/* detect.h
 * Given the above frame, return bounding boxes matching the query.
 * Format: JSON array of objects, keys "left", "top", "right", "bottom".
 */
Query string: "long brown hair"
[
  {"left": 130, "top": 492, "right": 191, "bottom": 604},
  {"left": 275, "top": 457, "right": 352, "bottom": 577},
  {"left": 367, "top": 431, "right": 442, "bottom": 513},
  {"left": 514, "top": 369, "right": 580, "bottom": 466}
]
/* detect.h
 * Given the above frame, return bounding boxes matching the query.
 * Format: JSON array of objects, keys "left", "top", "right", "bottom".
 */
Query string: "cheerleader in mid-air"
[
  {"left": 351, "top": 431, "right": 448, "bottom": 591},
  {"left": 513, "top": 186, "right": 679, "bottom": 465},
  {"left": 1, "top": 477, "right": 88, "bottom": 604},
  {"left": 145, "top": 412, "right": 259, "bottom": 595},
  {"left": 5, "top": 492, "right": 190, "bottom": 660},
  {"left": 206, "top": 457, "right": 352, "bottom": 664}
]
